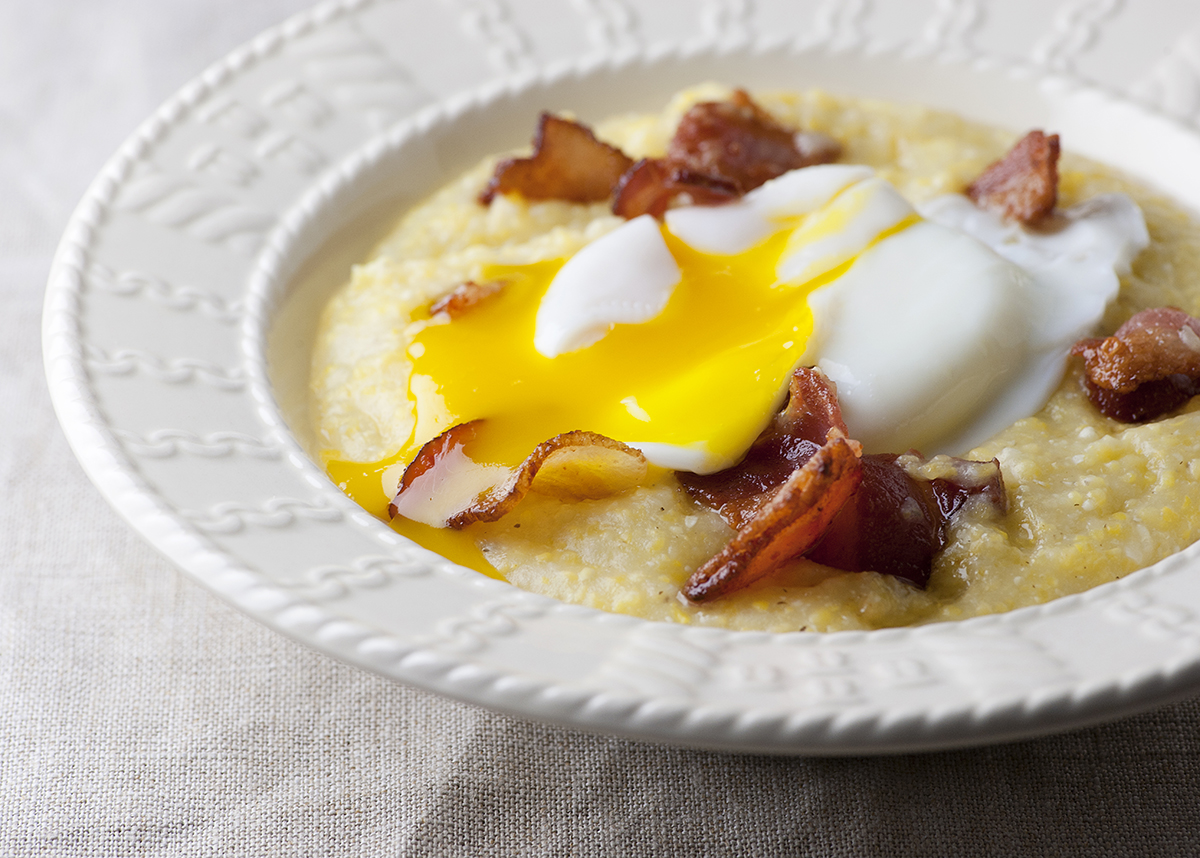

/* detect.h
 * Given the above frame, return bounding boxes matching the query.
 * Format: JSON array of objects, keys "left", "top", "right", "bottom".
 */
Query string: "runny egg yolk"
[
  {"left": 411, "top": 226, "right": 822, "bottom": 471},
  {"left": 327, "top": 180, "right": 920, "bottom": 563}
]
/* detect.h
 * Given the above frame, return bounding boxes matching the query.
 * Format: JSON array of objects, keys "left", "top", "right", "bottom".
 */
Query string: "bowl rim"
[{"left": 44, "top": 0, "right": 1200, "bottom": 754}]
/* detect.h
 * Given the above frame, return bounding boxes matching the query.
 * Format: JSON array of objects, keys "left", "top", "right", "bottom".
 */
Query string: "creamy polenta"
[{"left": 311, "top": 85, "right": 1200, "bottom": 632}]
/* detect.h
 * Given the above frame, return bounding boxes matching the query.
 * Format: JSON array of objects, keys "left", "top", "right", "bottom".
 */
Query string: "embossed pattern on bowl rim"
[{"left": 42, "top": 0, "right": 1200, "bottom": 753}]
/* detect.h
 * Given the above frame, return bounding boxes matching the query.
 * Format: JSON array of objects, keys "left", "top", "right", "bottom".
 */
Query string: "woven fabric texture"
[{"left": 4, "top": 2, "right": 1200, "bottom": 855}]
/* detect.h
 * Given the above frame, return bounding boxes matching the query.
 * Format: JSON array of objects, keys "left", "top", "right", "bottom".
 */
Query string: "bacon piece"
[
  {"left": 612, "top": 158, "right": 739, "bottom": 220},
  {"left": 1070, "top": 307, "right": 1200, "bottom": 422},
  {"left": 389, "top": 423, "right": 648, "bottom": 528},
  {"left": 388, "top": 421, "right": 502, "bottom": 526},
  {"left": 479, "top": 114, "right": 634, "bottom": 205},
  {"left": 448, "top": 430, "right": 647, "bottom": 527},
  {"left": 967, "top": 130, "right": 1060, "bottom": 225},
  {"left": 428, "top": 280, "right": 505, "bottom": 319},
  {"left": 682, "top": 431, "right": 863, "bottom": 603},
  {"left": 1080, "top": 377, "right": 1200, "bottom": 424},
  {"left": 667, "top": 90, "right": 833, "bottom": 193},
  {"left": 392, "top": 421, "right": 479, "bottom": 504},
  {"left": 679, "top": 367, "right": 1007, "bottom": 599},
  {"left": 910, "top": 455, "right": 1008, "bottom": 520},
  {"left": 806, "top": 454, "right": 1005, "bottom": 586},
  {"left": 612, "top": 90, "right": 841, "bottom": 219}
]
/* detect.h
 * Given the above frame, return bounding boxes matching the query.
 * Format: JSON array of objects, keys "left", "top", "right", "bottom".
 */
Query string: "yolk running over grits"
[{"left": 326, "top": 219, "right": 895, "bottom": 576}]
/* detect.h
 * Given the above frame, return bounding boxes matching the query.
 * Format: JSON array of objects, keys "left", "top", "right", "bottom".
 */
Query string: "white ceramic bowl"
[{"left": 44, "top": 0, "right": 1200, "bottom": 753}]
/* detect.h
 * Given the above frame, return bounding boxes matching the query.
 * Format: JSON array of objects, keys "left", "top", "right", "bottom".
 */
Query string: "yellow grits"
[{"left": 310, "top": 84, "right": 1200, "bottom": 632}]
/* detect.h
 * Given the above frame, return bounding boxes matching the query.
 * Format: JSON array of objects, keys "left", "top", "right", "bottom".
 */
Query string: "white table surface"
[{"left": 6, "top": 1, "right": 1200, "bottom": 855}]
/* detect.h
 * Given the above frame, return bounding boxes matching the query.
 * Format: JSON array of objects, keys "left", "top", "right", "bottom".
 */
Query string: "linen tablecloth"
[{"left": 5, "top": 2, "right": 1200, "bottom": 854}]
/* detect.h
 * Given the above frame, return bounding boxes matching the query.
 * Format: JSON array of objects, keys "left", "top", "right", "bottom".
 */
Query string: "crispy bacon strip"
[
  {"left": 679, "top": 367, "right": 1007, "bottom": 600},
  {"left": 388, "top": 420, "right": 497, "bottom": 525},
  {"left": 682, "top": 431, "right": 862, "bottom": 603},
  {"left": 1071, "top": 307, "right": 1200, "bottom": 422},
  {"left": 806, "top": 454, "right": 1005, "bottom": 586},
  {"left": 612, "top": 159, "right": 739, "bottom": 220},
  {"left": 429, "top": 280, "right": 505, "bottom": 319},
  {"left": 392, "top": 420, "right": 480, "bottom": 507},
  {"left": 479, "top": 114, "right": 634, "bottom": 205},
  {"left": 911, "top": 455, "right": 1007, "bottom": 520},
  {"left": 967, "top": 130, "right": 1060, "bottom": 225},
  {"left": 667, "top": 90, "right": 821, "bottom": 193},
  {"left": 389, "top": 423, "right": 648, "bottom": 528},
  {"left": 613, "top": 90, "right": 842, "bottom": 219},
  {"left": 448, "top": 430, "right": 647, "bottom": 527}
]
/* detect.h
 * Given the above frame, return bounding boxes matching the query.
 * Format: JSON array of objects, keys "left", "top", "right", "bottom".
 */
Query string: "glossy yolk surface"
[{"left": 418, "top": 227, "right": 821, "bottom": 465}]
